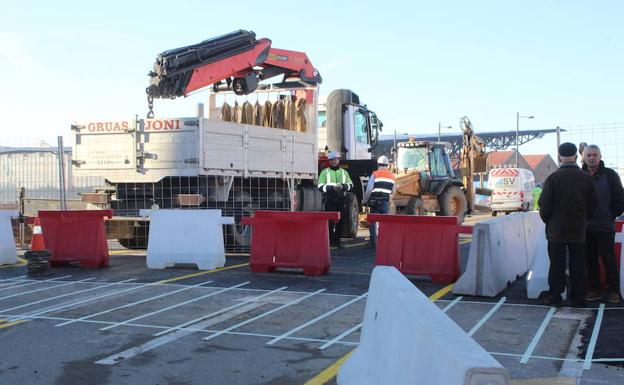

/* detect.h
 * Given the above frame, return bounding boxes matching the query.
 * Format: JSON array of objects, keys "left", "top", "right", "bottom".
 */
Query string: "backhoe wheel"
[
  {"left": 405, "top": 197, "right": 425, "bottom": 215},
  {"left": 439, "top": 186, "right": 467, "bottom": 223}
]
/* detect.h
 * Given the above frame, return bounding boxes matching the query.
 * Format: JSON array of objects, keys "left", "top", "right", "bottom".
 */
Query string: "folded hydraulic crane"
[{"left": 146, "top": 30, "right": 322, "bottom": 117}]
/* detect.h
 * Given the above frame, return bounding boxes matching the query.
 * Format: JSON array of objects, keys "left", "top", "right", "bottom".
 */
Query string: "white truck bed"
[{"left": 72, "top": 117, "right": 318, "bottom": 183}]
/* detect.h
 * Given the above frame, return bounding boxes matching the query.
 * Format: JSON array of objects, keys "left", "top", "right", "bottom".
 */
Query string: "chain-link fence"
[{"left": 559, "top": 122, "right": 624, "bottom": 172}]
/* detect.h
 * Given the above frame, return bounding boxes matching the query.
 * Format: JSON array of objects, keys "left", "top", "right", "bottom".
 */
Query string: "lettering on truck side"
[{"left": 85, "top": 120, "right": 182, "bottom": 133}]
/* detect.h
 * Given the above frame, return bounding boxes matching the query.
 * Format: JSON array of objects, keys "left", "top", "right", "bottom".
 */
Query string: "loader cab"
[{"left": 394, "top": 141, "right": 455, "bottom": 192}]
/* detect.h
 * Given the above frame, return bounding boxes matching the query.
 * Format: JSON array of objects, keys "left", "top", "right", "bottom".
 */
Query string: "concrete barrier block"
[
  {"left": 454, "top": 212, "right": 541, "bottom": 297},
  {"left": 338, "top": 266, "right": 509, "bottom": 385},
  {"left": 0, "top": 210, "right": 18, "bottom": 265},
  {"left": 144, "top": 209, "right": 234, "bottom": 270}
]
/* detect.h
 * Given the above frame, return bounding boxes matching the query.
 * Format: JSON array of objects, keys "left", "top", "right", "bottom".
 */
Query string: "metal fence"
[
  {"left": 559, "top": 122, "right": 624, "bottom": 171},
  {"left": 0, "top": 136, "right": 104, "bottom": 208}
]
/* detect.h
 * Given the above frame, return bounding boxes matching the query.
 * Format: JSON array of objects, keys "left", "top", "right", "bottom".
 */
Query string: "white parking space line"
[
  {"left": 56, "top": 279, "right": 214, "bottom": 327},
  {"left": 266, "top": 292, "right": 367, "bottom": 346},
  {"left": 0, "top": 276, "right": 72, "bottom": 292},
  {"left": 154, "top": 286, "right": 287, "bottom": 337},
  {"left": 0, "top": 276, "right": 27, "bottom": 283},
  {"left": 468, "top": 297, "right": 506, "bottom": 336},
  {"left": 95, "top": 301, "right": 272, "bottom": 365},
  {"left": 318, "top": 322, "right": 362, "bottom": 350},
  {"left": 8, "top": 279, "right": 141, "bottom": 322},
  {"left": 0, "top": 278, "right": 120, "bottom": 314},
  {"left": 99, "top": 281, "right": 249, "bottom": 331},
  {"left": 441, "top": 296, "right": 463, "bottom": 312},
  {"left": 0, "top": 277, "right": 88, "bottom": 301},
  {"left": 520, "top": 307, "right": 556, "bottom": 363},
  {"left": 202, "top": 289, "right": 326, "bottom": 342},
  {"left": 583, "top": 303, "right": 605, "bottom": 370}
]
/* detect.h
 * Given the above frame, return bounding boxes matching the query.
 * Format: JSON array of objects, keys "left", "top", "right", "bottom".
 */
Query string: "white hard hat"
[
  {"left": 327, "top": 151, "right": 341, "bottom": 160},
  {"left": 377, "top": 155, "right": 389, "bottom": 165}
]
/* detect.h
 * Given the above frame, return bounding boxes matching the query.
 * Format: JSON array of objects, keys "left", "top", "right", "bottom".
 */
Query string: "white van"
[{"left": 488, "top": 167, "right": 536, "bottom": 216}]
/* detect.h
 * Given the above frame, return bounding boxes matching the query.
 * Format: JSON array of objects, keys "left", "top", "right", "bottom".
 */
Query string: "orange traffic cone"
[{"left": 30, "top": 217, "right": 46, "bottom": 250}]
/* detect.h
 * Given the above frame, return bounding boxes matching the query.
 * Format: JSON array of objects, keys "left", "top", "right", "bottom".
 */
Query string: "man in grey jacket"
[{"left": 582, "top": 145, "right": 624, "bottom": 303}]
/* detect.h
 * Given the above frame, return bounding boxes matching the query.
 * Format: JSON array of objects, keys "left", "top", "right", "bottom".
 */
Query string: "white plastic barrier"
[
  {"left": 529, "top": 222, "right": 624, "bottom": 299},
  {"left": 0, "top": 210, "right": 19, "bottom": 265},
  {"left": 140, "top": 209, "right": 234, "bottom": 270},
  {"left": 454, "top": 212, "right": 544, "bottom": 297},
  {"left": 338, "top": 266, "right": 509, "bottom": 385}
]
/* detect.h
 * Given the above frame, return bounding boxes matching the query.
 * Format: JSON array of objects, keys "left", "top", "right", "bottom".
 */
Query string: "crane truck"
[{"left": 72, "top": 30, "right": 382, "bottom": 250}]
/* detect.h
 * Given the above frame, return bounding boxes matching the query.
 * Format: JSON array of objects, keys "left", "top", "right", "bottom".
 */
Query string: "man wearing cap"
[
  {"left": 582, "top": 144, "right": 624, "bottom": 303},
  {"left": 318, "top": 151, "right": 353, "bottom": 247},
  {"left": 363, "top": 155, "right": 395, "bottom": 246},
  {"left": 538, "top": 142, "right": 599, "bottom": 306}
]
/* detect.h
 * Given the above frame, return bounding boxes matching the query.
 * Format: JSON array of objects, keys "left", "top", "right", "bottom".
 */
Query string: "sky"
[{"left": 1, "top": 0, "right": 622, "bottom": 165}]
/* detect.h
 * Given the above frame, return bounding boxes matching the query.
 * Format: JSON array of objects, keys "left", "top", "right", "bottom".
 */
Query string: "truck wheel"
[
  {"left": 340, "top": 193, "right": 359, "bottom": 238},
  {"left": 299, "top": 188, "right": 323, "bottom": 211},
  {"left": 405, "top": 197, "right": 425, "bottom": 215},
  {"left": 491, "top": 211, "right": 498, "bottom": 217},
  {"left": 439, "top": 186, "right": 467, "bottom": 223},
  {"left": 232, "top": 191, "right": 254, "bottom": 247},
  {"left": 118, "top": 223, "right": 149, "bottom": 249}
]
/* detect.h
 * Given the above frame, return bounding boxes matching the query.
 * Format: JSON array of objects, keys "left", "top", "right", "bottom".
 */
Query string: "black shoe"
[
  {"left": 571, "top": 299, "right": 586, "bottom": 308},
  {"left": 542, "top": 294, "right": 563, "bottom": 307}
]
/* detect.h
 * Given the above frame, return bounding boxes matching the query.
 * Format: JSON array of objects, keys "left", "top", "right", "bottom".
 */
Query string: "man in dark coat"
[
  {"left": 582, "top": 144, "right": 624, "bottom": 303},
  {"left": 538, "top": 142, "right": 599, "bottom": 306}
]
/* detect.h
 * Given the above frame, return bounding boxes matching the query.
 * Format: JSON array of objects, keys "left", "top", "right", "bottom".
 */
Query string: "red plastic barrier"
[
  {"left": 368, "top": 214, "right": 473, "bottom": 284},
  {"left": 38, "top": 210, "right": 113, "bottom": 268},
  {"left": 242, "top": 210, "right": 340, "bottom": 276}
]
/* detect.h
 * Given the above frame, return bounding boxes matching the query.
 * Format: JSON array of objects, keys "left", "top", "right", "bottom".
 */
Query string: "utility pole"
[{"left": 515, "top": 113, "right": 535, "bottom": 167}]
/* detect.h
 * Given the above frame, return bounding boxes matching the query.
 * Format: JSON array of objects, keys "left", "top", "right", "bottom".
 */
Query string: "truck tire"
[
  {"left": 439, "top": 186, "right": 467, "bottom": 223},
  {"left": 232, "top": 191, "right": 254, "bottom": 247},
  {"left": 340, "top": 192, "right": 359, "bottom": 238},
  {"left": 299, "top": 188, "right": 324, "bottom": 211},
  {"left": 405, "top": 197, "right": 425, "bottom": 215},
  {"left": 118, "top": 223, "right": 149, "bottom": 250}
]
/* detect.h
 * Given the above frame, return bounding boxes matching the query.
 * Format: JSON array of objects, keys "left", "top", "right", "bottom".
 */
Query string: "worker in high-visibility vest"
[
  {"left": 363, "top": 155, "right": 395, "bottom": 246},
  {"left": 318, "top": 151, "right": 353, "bottom": 247}
]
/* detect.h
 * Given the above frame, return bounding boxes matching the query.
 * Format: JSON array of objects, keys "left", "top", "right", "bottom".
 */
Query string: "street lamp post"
[
  {"left": 515, "top": 112, "right": 535, "bottom": 166},
  {"left": 438, "top": 122, "right": 452, "bottom": 142}
]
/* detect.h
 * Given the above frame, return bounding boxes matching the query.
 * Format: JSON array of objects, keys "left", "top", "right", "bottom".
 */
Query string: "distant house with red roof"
[
  {"left": 486, "top": 150, "right": 532, "bottom": 172},
  {"left": 523, "top": 154, "right": 557, "bottom": 184}
]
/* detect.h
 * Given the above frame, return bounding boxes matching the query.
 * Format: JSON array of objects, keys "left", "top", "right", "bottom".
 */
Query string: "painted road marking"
[
  {"left": 267, "top": 293, "right": 367, "bottom": 346},
  {"left": 153, "top": 287, "right": 287, "bottom": 337},
  {"left": 582, "top": 303, "right": 605, "bottom": 370},
  {"left": 7, "top": 279, "right": 138, "bottom": 322},
  {"left": 56, "top": 279, "right": 214, "bottom": 327},
  {"left": 155, "top": 263, "right": 249, "bottom": 285},
  {"left": 442, "top": 296, "right": 463, "bottom": 312},
  {"left": 99, "top": 281, "right": 249, "bottom": 331},
  {"left": 468, "top": 297, "right": 506, "bottom": 336},
  {"left": 318, "top": 322, "right": 362, "bottom": 351},
  {"left": 0, "top": 257, "right": 27, "bottom": 269},
  {"left": 0, "top": 277, "right": 87, "bottom": 301},
  {"left": 0, "top": 275, "right": 71, "bottom": 292},
  {"left": 520, "top": 307, "right": 556, "bottom": 363},
  {"left": 202, "top": 289, "right": 326, "bottom": 342}
]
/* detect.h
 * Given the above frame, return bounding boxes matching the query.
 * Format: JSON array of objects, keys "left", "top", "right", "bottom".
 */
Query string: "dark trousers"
[
  {"left": 586, "top": 231, "right": 620, "bottom": 293},
  {"left": 547, "top": 241, "right": 586, "bottom": 301},
  {"left": 369, "top": 198, "right": 389, "bottom": 244},
  {"left": 325, "top": 199, "right": 348, "bottom": 246}
]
